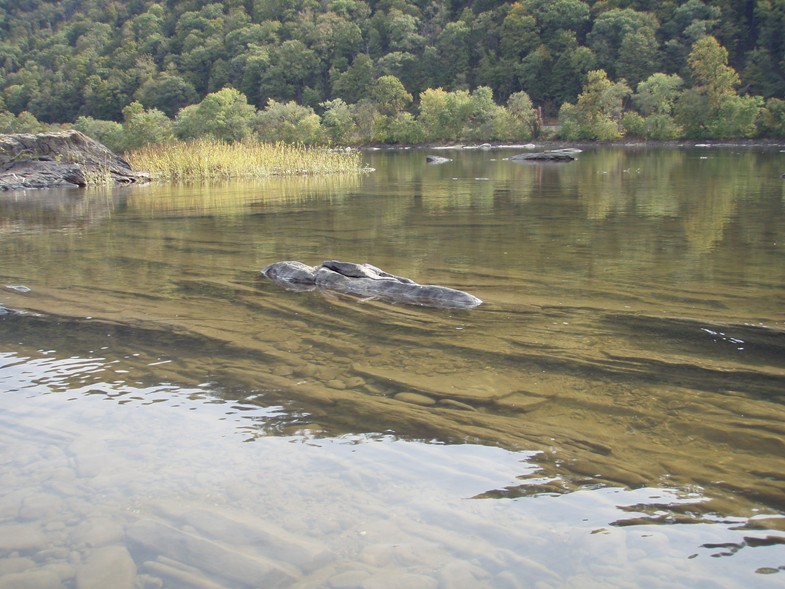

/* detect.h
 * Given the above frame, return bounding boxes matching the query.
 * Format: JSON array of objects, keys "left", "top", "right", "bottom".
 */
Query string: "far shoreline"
[{"left": 357, "top": 138, "right": 785, "bottom": 152}]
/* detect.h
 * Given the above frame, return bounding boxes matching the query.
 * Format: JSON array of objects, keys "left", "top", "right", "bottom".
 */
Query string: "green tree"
[
  {"left": 224, "top": 22, "right": 281, "bottom": 60},
  {"left": 548, "top": 31, "right": 597, "bottom": 106},
  {"left": 435, "top": 21, "right": 472, "bottom": 90},
  {"left": 587, "top": 8, "right": 660, "bottom": 82},
  {"left": 633, "top": 73, "right": 684, "bottom": 115},
  {"left": 465, "top": 86, "right": 514, "bottom": 141},
  {"left": 0, "top": 0, "right": 778, "bottom": 143},
  {"left": 517, "top": 45, "right": 552, "bottom": 107},
  {"left": 686, "top": 35, "right": 740, "bottom": 107},
  {"left": 310, "top": 11, "right": 363, "bottom": 66},
  {"left": 418, "top": 87, "right": 473, "bottom": 142},
  {"left": 262, "top": 39, "right": 321, "bottom": 103},
  {"left": 743, "top": 48, "right": 785, "bottom": 99},
  {"left": 254, "top": 99, "right": 325, "bottom": 144},
  {"left": 331, "top": 54, "right": 375, "bottom": 104},
  {"left": 675, "top": 37, "right": 762, "bottom": 139},
  {"left": 559, "top": 69, "right": 631, "bottom": 140},
  {"left": 746, "top": 1, "right": 785, "bottom": 97},
  {"left": 369, "top": 8, "right": 424, "bottom": 56},
  {"left": 376, "top": 51, "right": 422, "bottom": 98},
  {"left": 365, "top": 74, "right": 419, "bottom": 144},
  {"left": 0, "top": 109, "right": 13, "bottom": 133},
  {"left": 371, "top": 75, "right": 412, "bottom": 117},
  {"left": 520, "top": 0, "right": 591, "bottom": 42},
  {"left": 507, "top": 91, "right": 540, "bottom": 139},
  {"left": 173, "top": 88, "right": 256, "bottom": 142},
  {"left": 627, "top": 71, "right": 685, "bottom": 140},
  {"left": 616, "top": 29, "right": 660, "bottom": 88},
  {"left": 121, "top": 102, "right": 174, "bottom": 150},
  {"left": 500, "top": 3, "right": 538, "bottom": 59},
  {"left": 320, "top": 98, "right": 356, "bottom": 144},
  {"left": 126, "top": 4, "right": 168, "bottom": 59},
  {"left": 374, "top": 111, "right": 423, "bottom": 144},
  {"left": 661, "top": 0, "right": 720, "bottom": 75},
  {"left": 348, "top": 99, "right": 379, "bottom": 144},
  {"left": 135, "top": 72, "right": 198, "bottom": 118},
  {"left": 0, "top": 110, "right": 45, "bottom": 133},
  {"left": 760, "top": 98, "right": 785, "bottom": 137},
  {"left": 235, "top": 45, "right": 271, "bottom": 107},
  {"left": 417, "top": 86, "right": 511, "bottom": 142}
]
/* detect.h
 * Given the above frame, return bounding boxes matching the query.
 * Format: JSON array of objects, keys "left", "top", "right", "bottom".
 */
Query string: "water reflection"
[
  {"left": 1, "top": 147, "right": 784, "bottom": 587},
  {"left": 1, "top": 346, "right": 784, "bottom": 588}
]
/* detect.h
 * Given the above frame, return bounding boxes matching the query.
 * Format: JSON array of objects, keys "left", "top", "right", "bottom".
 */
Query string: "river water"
[{"left": 1, "top": 146, "right": 784, "bottom": 588}]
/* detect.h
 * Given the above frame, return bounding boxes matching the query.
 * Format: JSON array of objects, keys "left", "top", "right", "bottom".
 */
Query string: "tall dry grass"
[{"left": 126, "top": 139, "right": 365, "bottom": 181}]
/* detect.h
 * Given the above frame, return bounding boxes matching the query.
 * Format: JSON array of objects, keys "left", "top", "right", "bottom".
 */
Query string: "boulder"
[
  {"left": 0, "top": 130, "right": 149, "bottom": 191},
  {"left": 507, "top": 151, "right": 576, "bottom": 162},
  {"left": 261, "top": 260, "right": 482, "bottom": 309}
]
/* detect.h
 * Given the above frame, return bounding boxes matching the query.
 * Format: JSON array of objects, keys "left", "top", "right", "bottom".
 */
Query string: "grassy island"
[{"left": 125, "top": 140, "right": 365, "bottom": 181}]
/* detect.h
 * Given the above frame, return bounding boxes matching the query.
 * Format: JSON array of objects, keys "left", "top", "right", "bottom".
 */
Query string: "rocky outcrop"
[
  {"left": 0, "top": 130, "right": 149, "bottom": 191},
  {"left": 262, "top": 260, "right": 483, "bottom": 309}
]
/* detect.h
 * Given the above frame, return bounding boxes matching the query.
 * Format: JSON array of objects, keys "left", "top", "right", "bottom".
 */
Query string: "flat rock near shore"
[{"left": 0, "top": 130, "right": 148, "bottom": 191}]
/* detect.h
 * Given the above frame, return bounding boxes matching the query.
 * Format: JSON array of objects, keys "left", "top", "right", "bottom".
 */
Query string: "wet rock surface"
[
  {"left": 261, "top": 260, "right": 483, "bottom": 309},
  {"left": 507, "top": 151, "right": 577, "bottom": 162},
  {"left": 0, "top": 131, "right": 148, "bottom": 191}
]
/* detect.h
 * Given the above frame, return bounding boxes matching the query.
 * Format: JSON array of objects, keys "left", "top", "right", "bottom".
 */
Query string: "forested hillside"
[{"left": 1, "top": 0, "right": 783, "bottom": 144}]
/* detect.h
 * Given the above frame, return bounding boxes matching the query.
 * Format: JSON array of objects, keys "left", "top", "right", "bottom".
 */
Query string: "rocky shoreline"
[
  {"left": 0, "top": 130, "right": 149, "bottom": 191},
  {"left": 367, "top": 138, "right": 785, "bottom": 151},
  {"left": 3, "top": 131, "right": 783, "bottom": 192}
]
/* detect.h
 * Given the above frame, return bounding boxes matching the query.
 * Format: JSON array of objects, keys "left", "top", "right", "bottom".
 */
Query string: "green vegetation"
[
  {"left": 126, "top": 139, "right": 364, "bottom": 180},
  {"left": 1, "top": 1, "right": 784, "bottom": 145}
]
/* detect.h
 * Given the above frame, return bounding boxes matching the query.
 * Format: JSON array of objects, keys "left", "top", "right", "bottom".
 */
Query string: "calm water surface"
[{"left": 1, "top": 146, "right": 784, "bottom": 588}]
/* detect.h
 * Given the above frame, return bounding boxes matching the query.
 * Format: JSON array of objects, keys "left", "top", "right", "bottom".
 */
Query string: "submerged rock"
[
  {"left": 0, "top": 130, "right": 149, "bottom": 191},
  {"left": 261, "top": 260, "right": 482, "bottom": 309},
  {"left": 76, "top": 546, "right": 137, "bottom": 589},
  {"left": 425, "top": 155, "right": 452, "bottom": 164}
]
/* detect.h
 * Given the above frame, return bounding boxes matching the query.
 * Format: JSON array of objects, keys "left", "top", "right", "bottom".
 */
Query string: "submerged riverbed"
[{"left": 1, "top": 146, "right": 784, "bottom": 588}]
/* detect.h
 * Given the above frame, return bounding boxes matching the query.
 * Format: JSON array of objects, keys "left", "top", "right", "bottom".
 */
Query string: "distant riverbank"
[{"left": 361, "top": 138, "right": 785, "bottom": 152}]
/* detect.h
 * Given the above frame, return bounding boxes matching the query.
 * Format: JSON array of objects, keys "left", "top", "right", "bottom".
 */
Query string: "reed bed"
[{"left": 126, "top": 139, "right": 366, "bottom": 181}]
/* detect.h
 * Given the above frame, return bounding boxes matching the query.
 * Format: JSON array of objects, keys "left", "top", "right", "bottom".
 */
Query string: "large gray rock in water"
[
  {"left": 261, "top": 261, "right": 482, "bottom": 309},
  {"left": 507, "top": 151, "right": 576, "bottom": 162},
  {"left": 0, "top": 130, "right": 149, "bottom": 191}
]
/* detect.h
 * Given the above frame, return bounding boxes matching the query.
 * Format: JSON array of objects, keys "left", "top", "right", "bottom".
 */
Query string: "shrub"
[
  {"left": 621, "top": 112, "right": 646, "bottom": 138},
  {"left": 374, "top": 113, "right": 424, "bottom": 144},
  {"left": 643, "top": 113, "right": 683, "bottom": 140}
]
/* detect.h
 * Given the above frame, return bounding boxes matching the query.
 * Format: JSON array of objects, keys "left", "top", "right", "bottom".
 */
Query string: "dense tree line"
[{"left": 1, "top": 0, "right": 784, "bottom": 145}]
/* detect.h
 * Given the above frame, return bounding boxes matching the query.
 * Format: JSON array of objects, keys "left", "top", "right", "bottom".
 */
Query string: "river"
[{"left": 1, "top": 146, "right": 784, "bottom": 588}]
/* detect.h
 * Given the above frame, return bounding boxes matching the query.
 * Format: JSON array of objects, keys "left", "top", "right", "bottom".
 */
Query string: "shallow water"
[{"left": 1, "top": 146, "right": 784, "bottom": 588}]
